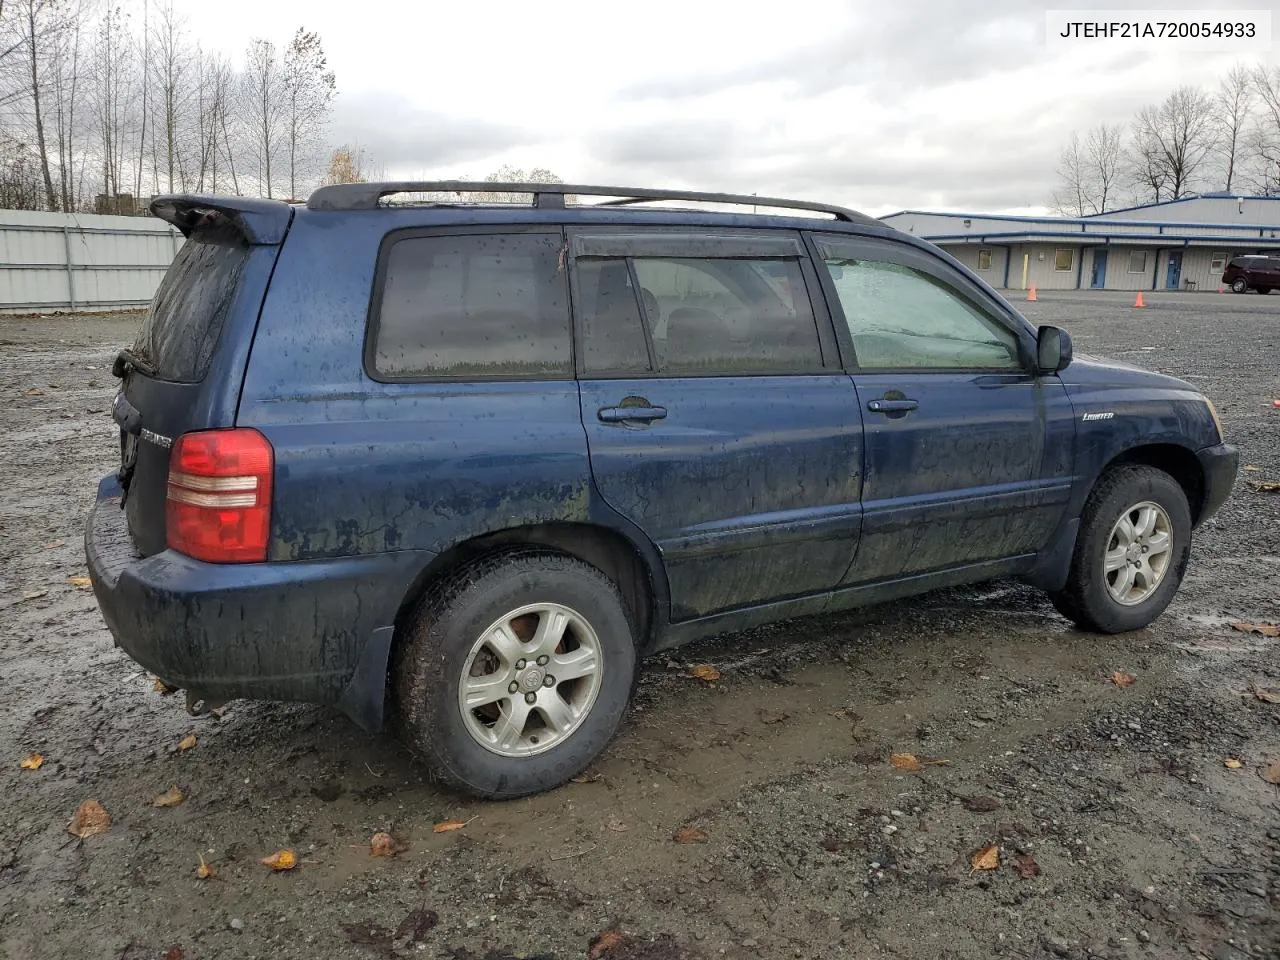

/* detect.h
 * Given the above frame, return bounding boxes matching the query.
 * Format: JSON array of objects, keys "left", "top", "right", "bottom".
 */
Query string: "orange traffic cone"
[
  {"left": 1218, "top": 285, "right": 1226, "bottom": 294},
  {"left": 1133, "top": 291, "right": 1145, "bottom": 308},
  {"left": 1026, "top": 285, "right": 1037, "bottom": 302}
]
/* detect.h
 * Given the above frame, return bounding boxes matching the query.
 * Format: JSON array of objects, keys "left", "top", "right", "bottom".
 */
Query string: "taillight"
[{"left": 166, "top": 428, "right": 273, "bottom": 563}]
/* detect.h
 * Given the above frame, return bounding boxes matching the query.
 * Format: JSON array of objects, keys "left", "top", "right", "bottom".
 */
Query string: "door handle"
[
  {"left": 867, "top": 398, "right": 919, "bottom": 414},
  {"left": 598, "top": 404, "right": 667, "bottom": 423}
]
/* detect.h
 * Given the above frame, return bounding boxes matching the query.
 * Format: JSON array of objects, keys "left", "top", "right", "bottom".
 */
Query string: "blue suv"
[{"left": 86, "top": 183, "right": 1238, "bottom": 798}]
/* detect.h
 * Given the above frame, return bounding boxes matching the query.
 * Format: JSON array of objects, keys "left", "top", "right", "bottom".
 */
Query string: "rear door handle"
[
  {"left": 867, "top": 398, "right": 919, "bottom": 414},
  {"left": 598, "top": 405, "right": 667, "bottom": 423}
]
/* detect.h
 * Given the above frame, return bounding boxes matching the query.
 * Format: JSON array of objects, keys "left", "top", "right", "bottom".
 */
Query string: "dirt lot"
[{"left": 1, "top": 290, "right": 1278, "bottom": 960}]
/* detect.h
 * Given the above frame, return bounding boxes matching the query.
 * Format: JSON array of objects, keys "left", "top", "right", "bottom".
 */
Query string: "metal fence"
[{"left": 0, "top": 208, "right": 181, "bottom": 314}]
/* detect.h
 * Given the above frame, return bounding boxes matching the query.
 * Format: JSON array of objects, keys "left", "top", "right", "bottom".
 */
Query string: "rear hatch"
[{"left": 113, "top": 197, "right": 292, "bottom": 557}]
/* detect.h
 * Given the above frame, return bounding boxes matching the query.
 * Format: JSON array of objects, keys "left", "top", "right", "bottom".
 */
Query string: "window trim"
[
  {"left": 808, "top": 232, "right": 1036, "bottom": 376},
  {"left": 1210, "top": 250, "right": 1227, "bottom": 272},
  {"left": 363, "top": 224, "right": 575, "bottom": 384},
  {"left": 567, "top": 227, "right": 836, "bottom": 380},
  {"left": 1127, "top": 250, "right": 1149, "bottom": 274},
  {"left": 1053, "top": 248, "right": 1074, "bottom": 272}
]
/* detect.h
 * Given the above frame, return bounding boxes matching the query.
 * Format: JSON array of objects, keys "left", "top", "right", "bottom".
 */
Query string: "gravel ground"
[{"left": 0, "top": 289, "right": 1278, "bottom": 960}]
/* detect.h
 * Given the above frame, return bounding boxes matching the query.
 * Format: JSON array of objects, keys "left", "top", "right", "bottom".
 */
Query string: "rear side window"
[
  {"left": 132, "top": 238, "right": 248, "bottom": 383},
  {"left": 371, "top": 232, "right": 571, "bottom": 380},
  {"left": 578, "top": 255, "right": 821, "bottom": 375}
]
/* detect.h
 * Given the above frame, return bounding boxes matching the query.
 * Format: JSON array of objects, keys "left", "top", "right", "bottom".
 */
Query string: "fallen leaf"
[
  {"left": 1224, "top": 758, "right": 1244, "bottom": 769},
  {"left": 394, "top": 909, "right": 439, "bottom": 944},
  {"left": 432, "top": 818, "right": 467, "bottom": 834},
  {"left": 152, "top": 677, "right": 177, "bottom": 696},
  {"left": 162, "top": 948, "right": 184, "bottom": 960},
  {"left": 889, "top": 752, "right": 923, "bottom": 772},
  {"left": 18, "top": 589, "right": 47, "bottom": 603},
  {"left": 67, "top": 799, "right": 110, "bottom": 838},
  {"left": 1014, "top": 852, "right": 1040, "bottom": 878},
  {"left": 828, "top": 708, "right": 863, "bottom": 723},
  {"left": 19, "top": 753, "right": 43, "bottom": 771},
  {"left": 1250, "top": 480, "right": 1280, "bottom": 493},
  {"left": 177, "top": 734, "right": 197, "bottom": 751},
  {"left": 673, "top": 826, "right": 709, "bottom": 844},
  {"left": 210, "top": 704, "right": 231, "bottom": 719},
  {"left": 152, "top": 786, "right": 184, "bottom": 808},
  {"left": 1111, "top": 671, "right": 1136, "bottom": 688},
  {"left": 961, "top": 795, "right": 1002, "bottom": 813},
  {"left": 370, "top": 831, "right": 407, "bottom": 857},
  {"left": 588, "top": 928, "right": 625, "bottom": 959},
  {"left": 1263, "top": 761, "right": 1280, "bottom": 786},
  {"left": 1244, "top": 465, "right": 1261, "bottom": 472},
  {"left": 68, "top": 575, "right": 91, "bottom": 589},
  {"left": 196, "top": 853, "right": 216, "bottom": 880},
  {"left": 758, "top": 709, "right": 790, "bottom": 724},
  {"left": 970, "top": 844, "right": 1000, "bottom": 872},
  {"left": 1249, "top": 683, "right": 1280, "bottom": 704},
  {"left": 570, "top": 772, "right": 603, "bottom": 784},
  {"left": 23, "top": 388, "right": 43, "bottom": 396},
  {"left": 686, "top": 664, "right": 720, "bottom": 682},
  {"left": 1230, "top": 621, "right": 1280, "bottom": 637},
  {"left": 607, "top": 817, "right": 629, "bottom": 833},
  {"left": 259, "top": 849, "right": 297, "bottom": 871}
]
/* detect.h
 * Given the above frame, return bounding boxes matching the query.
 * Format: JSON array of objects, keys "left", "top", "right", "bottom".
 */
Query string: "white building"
[{"left": 879, "top": 193, "right": 1280, "bottom": 293}]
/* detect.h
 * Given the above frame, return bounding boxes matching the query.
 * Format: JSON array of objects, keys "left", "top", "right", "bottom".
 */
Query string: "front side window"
[
  {"left": 372, "top": 232, "right": 571, "bottom": 379},
  {"left": 1054, "top": 248, "right": 1074, "bottom": 272},
  {"left": 1128, "top": 250, "right": 1148, "bottom": 273},
  {"left": 578, "top": 256, "right": 821, "bottom": 375},
  {"left": 822, "top": 255, "right": 1020, "bottom": 371}
]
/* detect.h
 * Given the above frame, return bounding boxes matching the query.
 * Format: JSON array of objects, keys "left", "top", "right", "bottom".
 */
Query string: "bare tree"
[
  {"left": 148, "top": 0, "right": 191, "bottom": 193},
  {"left": 90, "top": 4, "right": 139, "bottom": 203},
  {"left": 1248, "top": 64, "right": 1280, "bottom": 195},
  {"left": 15, "top": 0, "right": 58, "bottom": 209},
  {"left": 281, "top": 28, "right": 333, "bottom": 200},
  {"left": 1051, "top": 125, "right": 1124, "bottom": 215},
  {"left": 1130, "top": 86, "right": 1219, "bottom": 201},
  {"left": 240, "top": 38, "right": 282, "bottom": 197},
  {"left": 1216, "top": 64, "right": 1253, "bottom": 192},
  {"left": 48, "top": 0, "right": 86, "bottom": 211}
]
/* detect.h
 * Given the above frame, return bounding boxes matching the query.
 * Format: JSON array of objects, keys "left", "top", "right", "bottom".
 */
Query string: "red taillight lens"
[{"left": 166, "top": 428, "right": 274, "bottom": 563}]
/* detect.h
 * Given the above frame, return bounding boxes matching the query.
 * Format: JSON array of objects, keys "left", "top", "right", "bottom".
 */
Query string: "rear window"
[
  {"left": 132, "top": 237, "right": 248, "bottom": 383},
  {"left": 371, "top": 232, "right": 572, "bottom": 380}
]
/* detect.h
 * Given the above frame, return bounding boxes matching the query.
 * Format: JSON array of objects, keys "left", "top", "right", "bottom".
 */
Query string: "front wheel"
[
  {"left": 393, "top": 553, "right": 636, "bottom": 798},
  {"left": 1231, "top": 278, "right": 1249, "bottom": 293},
  {"left": 1049, "top": 465, "right": 1192, "bottom": 633}
]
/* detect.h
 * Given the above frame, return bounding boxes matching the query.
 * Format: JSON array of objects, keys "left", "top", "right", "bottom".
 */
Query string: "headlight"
[{"left": 1205, "top": 397, "right": 1225, "bottom": 443}]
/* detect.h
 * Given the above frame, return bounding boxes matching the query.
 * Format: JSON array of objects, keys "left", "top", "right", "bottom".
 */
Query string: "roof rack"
[{"left": 305, "top": 181, "right": 878, "bottom": 225}]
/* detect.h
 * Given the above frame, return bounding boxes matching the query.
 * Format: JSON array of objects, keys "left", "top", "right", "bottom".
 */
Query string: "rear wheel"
[
  {"left": 1049, "top": 465, "right": 1191, "bottom": 633},
  {"left": 393, "top": 552, "right": 636, "bottom": 798},
  {"left": 1257, "top": 286, "right": 1272, "bottom": 295},
  {"left": 1231, "top": 278, "right": 1249, "bottom": 293}
]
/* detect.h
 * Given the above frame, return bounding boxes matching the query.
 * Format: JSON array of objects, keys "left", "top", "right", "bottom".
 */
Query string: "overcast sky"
[{"left": 175, "top": 0, "right": 1280, "bottom": 216}]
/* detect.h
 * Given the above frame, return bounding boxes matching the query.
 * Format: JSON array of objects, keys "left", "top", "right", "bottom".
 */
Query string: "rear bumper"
[
  {"left": 84, "top": 479, "right": 431, "bottom": 728},
  {"left": 1196, "top": 442, "right": 1239, "bottom": 525}
]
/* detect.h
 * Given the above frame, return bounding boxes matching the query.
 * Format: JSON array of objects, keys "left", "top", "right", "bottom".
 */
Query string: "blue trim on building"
[
  {"left": 881, "top": 209, "right": 1280, "bottom": 234},
  {"left": 924, "top": 230, "right": 1280, "bottom": 245}
]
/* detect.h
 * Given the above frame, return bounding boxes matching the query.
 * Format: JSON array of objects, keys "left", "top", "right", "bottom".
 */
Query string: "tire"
[
  {"left": 1049, "top": 465, "right": 1191, "bottom": 634},
  {"left": 393, "top": 551, "right": 636, "bottom": 799},
  {"left": 1231, "top": 278, "right": 1248, "bottom": 293},
  {"left": 1257, "top": 286, "right": 1272, "bottom": 295}
]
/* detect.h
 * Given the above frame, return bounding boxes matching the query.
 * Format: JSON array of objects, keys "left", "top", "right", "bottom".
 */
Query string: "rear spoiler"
[{"left": 149, "top": 195, "right": 293, "bottom": 245}]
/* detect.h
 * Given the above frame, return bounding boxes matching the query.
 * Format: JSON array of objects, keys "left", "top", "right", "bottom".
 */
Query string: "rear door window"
[
  {"left": 132, "top": 237, "right": 249, "bottom": 383},
  {"left": 370, "top": 231, "right": 572, "bottom": 380}
]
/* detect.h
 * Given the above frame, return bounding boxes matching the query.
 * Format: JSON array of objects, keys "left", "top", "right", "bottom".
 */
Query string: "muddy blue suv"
[{"left": 86, "top": 183, "right": 1238, "bottom": 798}]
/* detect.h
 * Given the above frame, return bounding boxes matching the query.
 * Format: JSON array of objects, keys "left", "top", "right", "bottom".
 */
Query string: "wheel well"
[
  {"left": 1105, "top": 444, "right": 1206, "bottom": 523},
  {"left": 393, "top": 523, "right": 658, "bottom": 651}
]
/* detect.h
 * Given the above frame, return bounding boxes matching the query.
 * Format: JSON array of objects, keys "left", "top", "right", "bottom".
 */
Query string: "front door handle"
[
  {"left": 598, "top": 404, "right": 667, "bottom": 423},
  {"left": 867, "top": 398, "right": 919, "bottom": 414}
]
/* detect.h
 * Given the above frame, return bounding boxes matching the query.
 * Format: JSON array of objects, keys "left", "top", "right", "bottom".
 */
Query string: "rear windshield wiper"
[{"left": 112, "top": 347, "right": 156, "bottom": 379}]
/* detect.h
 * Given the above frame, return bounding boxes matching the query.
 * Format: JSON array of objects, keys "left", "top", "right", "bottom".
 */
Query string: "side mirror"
[{"left": 1036, "top": 325, "right": 1073, "bottom": 373}]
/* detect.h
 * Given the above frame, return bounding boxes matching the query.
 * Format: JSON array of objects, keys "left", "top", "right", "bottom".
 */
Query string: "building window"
[
  {"left": 1210, "top": 251, "right": 1227, "bottom": 272},
  {"left": 1127, "top": 251, "right": 1148, "bottom": 274},
  {"left": 1054, "top": 249, "right": 1073, "bottom": 272},
  {"left": 977, "top": 249, "right": 992, "bottom": 271}
]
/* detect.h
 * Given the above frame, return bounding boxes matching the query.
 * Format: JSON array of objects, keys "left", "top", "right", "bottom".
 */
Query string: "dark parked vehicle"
[
  {"left": 87, "top": 183, "right": 1238, "bottom": 798},
  {"left": 1222, "top": 254, "right": 1280, "bottom": 293}
]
